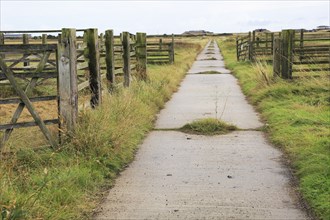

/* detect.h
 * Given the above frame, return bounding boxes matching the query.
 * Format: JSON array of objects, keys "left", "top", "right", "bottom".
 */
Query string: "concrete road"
[{"left": 95, "top": 40, "right": 310, "bottom": 220}]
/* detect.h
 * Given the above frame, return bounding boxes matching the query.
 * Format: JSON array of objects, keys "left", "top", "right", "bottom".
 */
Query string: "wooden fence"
[
  {"left": 236, "top": 29, "right": 330, "bottom": 78},
  {"left": 0, "top": 28, "right": 167, "bottom": 150},
  {"left": 236, "top": 31, "right": 274, "bottom": 62},
  {"left": 0, "top": 44, "right": 59, "bottom": 148},
  {"left": 274, "top": 30, "right": 330, "bottom": 78},
  {"left": 250, "top": 31, "right": 274, "bottom": 62},
  {"left": 236, "top": 33, "right": 250, "bottom": 61},
  {"left": 292, "top": 30, "right": 330, "bottom": 74},
  {"left": 146, "top": 34, "right": 174, "bottom": 64}
]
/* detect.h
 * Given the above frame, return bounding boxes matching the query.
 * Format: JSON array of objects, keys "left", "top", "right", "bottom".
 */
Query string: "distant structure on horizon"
[
  {"left": 253, "top": 28, "right": 271, "bottom": 33},
  {"left": 182, "top": 30, "right": 214, "bottom": 36},
  {"left": 315, "top": 25, "right": 330, "bottom": 31}
]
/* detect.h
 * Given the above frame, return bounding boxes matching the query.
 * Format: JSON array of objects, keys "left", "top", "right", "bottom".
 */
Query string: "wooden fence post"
[
  {"left": 0, "top": 32, "right": 4, "bottom": 59},
  {"left": 159, "top": 38, "right": 162, "bottom": 50},
  {"left": 281, "top": 29, "right": 294, "bottom": 79},
  {"left": 248, "top": 31, "right": 255, "bottom": 61},
  {"left": 42, "top": 34, "right": 47, "bottom": 44},
  {"left": 248, "top": 42, "right": 254, "bottom": 61},
  {"left": 273, "top": 38, "right": 281, "bottom": 77},
  {"left": 58, "top": 34, "right": 62, "bottom": 43},
  {"left": 122, "top": 31, "right": 131, "bottom": 87},
  {"left": 0, "top": 32, "right": 4, "bottom": 45},
  {"left": 23, "top": 34, "right": 29, "bottom": 44},
  {"left": 271, "top": 33, "right": 274, "bottom": 54},
  {"left": 23, "top": 34, "right": 30, "bottom": 66},
  {"left": 84, "top": 28, "right": 101, "bottom": 107},
  {"left": 236, "top": 36, "right": 239, "bottom": 61},
  {"left": 120, "top": 33, "right": 123, "bottom": 42},
  {"left": 136, "top": 32, "right": 147, "bottom": 81},
  {"left": 58, "top": 28, "right": 78, "bottom": 132},
  {"left": 170, "top": 34, "right": 175, "bottom": 64},
  {"left": 247, "top": 32, "right": 251, "bottom": 61},
  {"left": 105, "top": 29, "right": 115, "bottom": 88},
  {"left": 99, "top": 33, "right": 104, "bottom": 46},
  {"left": 299, "top": 29, "right": 304, "bottom": 61}
]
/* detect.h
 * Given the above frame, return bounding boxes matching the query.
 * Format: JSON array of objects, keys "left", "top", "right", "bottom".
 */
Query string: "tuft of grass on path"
[
  {"left": 217, "top": 36, "right": 330, "bottom": 220},
  {"left": 180, "top": 118, "right": 237, "bottom": 135},
  {"left": 0, "top": 38, "right": 209, "bottom": 220},
  {"left": 202, "top": 57, "right": 217, "bottom": 60},
  {"left": 197, "top": 71, "right": 222, "bottom": 74}
]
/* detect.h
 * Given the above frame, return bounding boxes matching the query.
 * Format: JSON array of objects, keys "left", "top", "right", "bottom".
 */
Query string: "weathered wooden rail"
[
  {"left": 236, "top": 29, "right": 330, "bottom": 78},
  {"left": 0, "top": 28, "right": 169, "bottom": 150},
  {"left": 0, "top": 44, "right": 59, "bottom": 148},
  {"left": 236, "top": 34, "right": 250, "bottom": 61},
  {"left": 250, "top": 31, "right": 274, "bottom": 62},
  {"left": 146, "top": 34, "right": 174, "bottom": 64},
  {"left": 273, "top": 30, "right": 330, "bottom": 78},
  {"left": 236, "top": 31, "right": 274, "bottom": 62}
]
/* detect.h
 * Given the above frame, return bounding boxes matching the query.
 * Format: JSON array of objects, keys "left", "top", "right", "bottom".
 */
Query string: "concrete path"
[{"left": 95, "top": 41, "right": 309, "bottom": 219}]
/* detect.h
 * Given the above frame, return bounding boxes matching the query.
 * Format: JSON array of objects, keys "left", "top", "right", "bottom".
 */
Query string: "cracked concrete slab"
[
  {"left": 189, "top": 41, "right": 230, "bottom": 74},
  {"left": 95, "top": 131, "right": 309, "bottom": 220},
  {"left": 155, "top": 74, "right": 262, "bottom": 130},
  {"left": 94, "top": 40, "right": 310, "bottom": 220},
  {"left": 157, "top": 40, "right": 261, "bottom": 129},
  {"left": 188, "top": 61, "right": 231, "bottom": 74}
]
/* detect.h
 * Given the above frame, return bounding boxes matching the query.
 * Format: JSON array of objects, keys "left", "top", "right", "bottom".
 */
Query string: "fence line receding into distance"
[
  {"left": 0, "top": 28, "right": 176, "bottom": 150},
  {"left": 236, "top": 29, "right": 330, "bottom": 78}
]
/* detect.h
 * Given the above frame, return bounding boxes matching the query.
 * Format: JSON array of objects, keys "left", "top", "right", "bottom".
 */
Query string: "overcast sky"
[{"left": 0, "top": 1, "right": 329, "bottom": 35}]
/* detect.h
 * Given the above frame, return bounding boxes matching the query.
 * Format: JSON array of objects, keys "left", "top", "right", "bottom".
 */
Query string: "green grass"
[
  {"left": 0, "top": 38, "right": 208, "bottom": 219},
  {"left": 180, "top": 118, "right": 237, "bottom": 135},
  {"left": 218, "top": 37, "right": 330, "bottom": 220}
]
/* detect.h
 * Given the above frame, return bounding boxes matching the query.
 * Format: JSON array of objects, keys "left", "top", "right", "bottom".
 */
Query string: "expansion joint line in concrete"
[{"left": 152, "top": 127, "right": 266, "bottom": 133}]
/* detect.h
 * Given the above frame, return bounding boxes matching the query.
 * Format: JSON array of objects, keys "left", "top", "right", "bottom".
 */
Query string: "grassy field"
[
  {"left": 218, "top": 37, "right": 330, "bottom": 220},
  {"left": 0, "top": 38, "right": 208, "bottom": 219}
]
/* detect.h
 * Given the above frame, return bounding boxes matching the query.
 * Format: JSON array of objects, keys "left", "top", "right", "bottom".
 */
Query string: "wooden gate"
[
  {"left": 236, "top": 33, "right": 250, "bottom": 61},
  {"left": 273, "top": 30, "right": 330, "bottom": 78},
  {"left": 0, "top": 44, "right": 59, "bottom": 149}
]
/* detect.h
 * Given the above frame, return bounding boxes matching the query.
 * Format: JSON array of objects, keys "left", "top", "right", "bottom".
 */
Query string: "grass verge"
[
  {"left": 180, "top": 118, "right": 237, "bottom": 135},
  {"left": 218, "top": 37, "right": 329, "bottom": 220},
  {"left": 0, "top": 38, "right": 208, "bottom": 219}
]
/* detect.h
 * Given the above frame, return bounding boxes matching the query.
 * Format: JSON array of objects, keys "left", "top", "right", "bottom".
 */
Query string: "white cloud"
[{"left": 0, "top": 1, "right": 329, "bottom": 34}]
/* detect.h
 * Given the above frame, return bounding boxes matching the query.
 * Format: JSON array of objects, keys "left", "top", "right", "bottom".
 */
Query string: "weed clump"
[
  {"left": 202, "top": 57, "right": 217, "bottom": 60},
  {"left": 180, "top": 118, "right": 237, "bottom": 135},
  {"left": 197, "top": 71, "right": 221, "bottom": 74}
]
